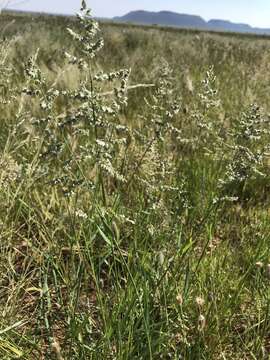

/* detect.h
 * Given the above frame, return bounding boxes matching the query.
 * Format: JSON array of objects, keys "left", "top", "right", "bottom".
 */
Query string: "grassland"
[{"left": 1, "top": 4, "right": 270, "bottom": 359}]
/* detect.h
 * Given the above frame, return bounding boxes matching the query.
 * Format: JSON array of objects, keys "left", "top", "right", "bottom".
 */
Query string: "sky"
[{"left": 5, "top": 0, "right": 270, "bottom": 28}]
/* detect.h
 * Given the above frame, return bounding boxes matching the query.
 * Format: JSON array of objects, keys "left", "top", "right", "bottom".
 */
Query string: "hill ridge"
[{"left": 113, "top": 10, "right": 270, "bottom": 35}]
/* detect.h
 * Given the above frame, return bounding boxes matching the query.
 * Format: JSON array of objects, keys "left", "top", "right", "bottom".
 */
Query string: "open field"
[{"left": 1, "top": 4, "right": 270, "bottom": 359}]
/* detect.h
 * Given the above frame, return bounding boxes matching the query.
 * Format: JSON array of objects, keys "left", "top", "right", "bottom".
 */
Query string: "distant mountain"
[
  {"left": 208, "top": 19, "right": 252, "bottom": 33},
  {"left": 114, "top": 10, "right": 206, "bottom": 29},
  {"left": 113, "top": 10, "right": 270, "bottom": 35}
]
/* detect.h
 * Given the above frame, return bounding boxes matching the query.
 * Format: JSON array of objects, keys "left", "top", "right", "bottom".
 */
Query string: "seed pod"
[
  {"left": 196, "top": 297, "right": 205, "bottom": 308},
  {"left": 255, "top": 261, "right": 263, "bottom": 269},
  {"left": 198, "top": 314, "right": 206, "bottom": 332},
  {"left": 176, "top": 294, "right": 183, "bottom": 306}
]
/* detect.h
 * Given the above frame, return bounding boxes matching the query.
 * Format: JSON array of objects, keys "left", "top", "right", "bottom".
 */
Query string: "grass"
[{"left": 0, "top": 2, "right": 270, "bottom": 359}]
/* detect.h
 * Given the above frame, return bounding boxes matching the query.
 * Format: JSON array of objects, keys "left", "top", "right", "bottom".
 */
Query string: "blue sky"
[{"left": 7, "top": 0, "right": 270, "bottom": 28}]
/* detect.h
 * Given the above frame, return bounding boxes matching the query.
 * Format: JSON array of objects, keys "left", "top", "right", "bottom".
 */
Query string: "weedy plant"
[
  {"left": 22, "top": 5, "right": 130, "bottom": 197},
  {"left": 219, "top": 104, "right": 270, "bottom": 200}
]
